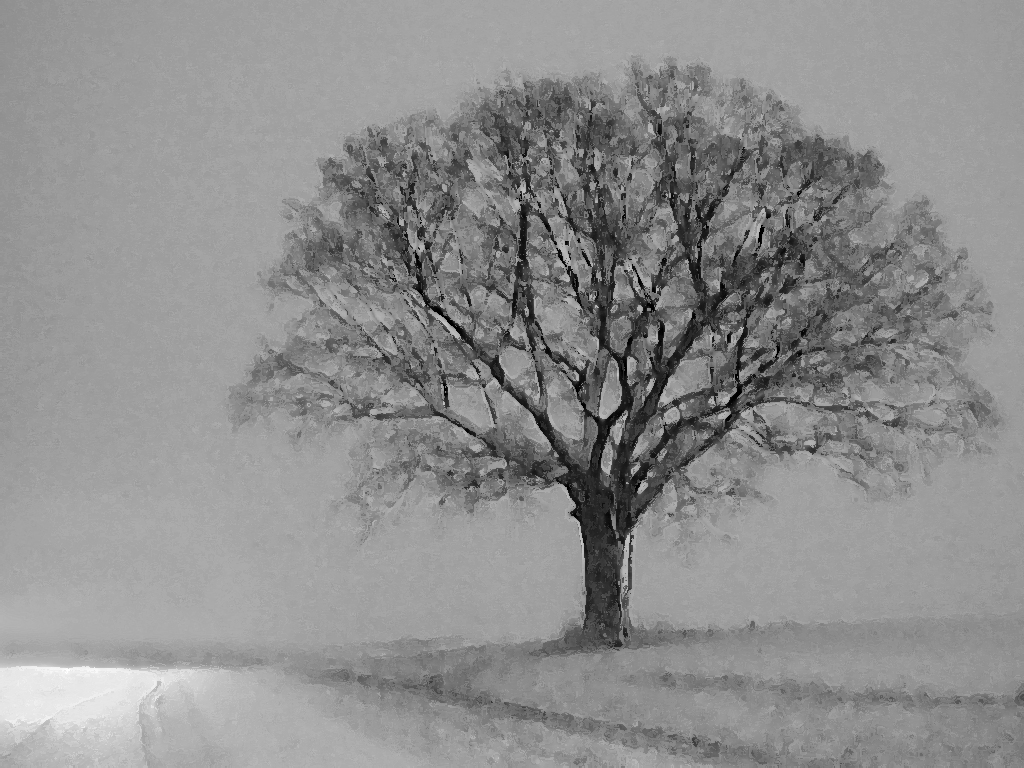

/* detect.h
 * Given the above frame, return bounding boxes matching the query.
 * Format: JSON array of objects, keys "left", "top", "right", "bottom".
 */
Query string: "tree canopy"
[{"left": 230, "top": 59, "right": 997, "bottom": 645}]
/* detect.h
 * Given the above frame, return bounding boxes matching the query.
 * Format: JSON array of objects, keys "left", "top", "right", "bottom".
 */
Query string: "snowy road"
[{"left": 0, "top": 666, "right": 424, "bottom": 766}]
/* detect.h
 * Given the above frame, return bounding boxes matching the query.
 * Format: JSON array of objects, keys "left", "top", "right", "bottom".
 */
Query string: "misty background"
[{"left": 2, "top": 0, "right": 1022, "bottom": 650}]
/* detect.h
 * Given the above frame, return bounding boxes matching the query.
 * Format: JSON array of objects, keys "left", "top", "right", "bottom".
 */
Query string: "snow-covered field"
[
  {"left": 327, "top": 613, "right": 1024, "bottom": 766},
  {"left": 3, "top": 613, "right": 1023, "bottom": 766},
  {"left": 0, "top": 666, "right": 429, "bottom": 766},
  {"left": 0, "top": 664, "right": 697, "bottom": 766}
]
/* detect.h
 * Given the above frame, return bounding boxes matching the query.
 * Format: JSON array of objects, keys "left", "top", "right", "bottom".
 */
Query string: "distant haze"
[{"left": 2, "top": 0, "right": 1022, "bottom": 648}]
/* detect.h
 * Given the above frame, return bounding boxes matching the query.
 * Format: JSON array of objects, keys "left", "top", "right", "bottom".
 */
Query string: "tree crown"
[{"left": 231, "top": 59, "right": 997, "bottom": 538}]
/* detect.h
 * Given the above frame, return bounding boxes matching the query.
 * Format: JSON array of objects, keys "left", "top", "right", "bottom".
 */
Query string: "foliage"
[{"left": 230, "top": 58, "right": 996, "bottom": 537}]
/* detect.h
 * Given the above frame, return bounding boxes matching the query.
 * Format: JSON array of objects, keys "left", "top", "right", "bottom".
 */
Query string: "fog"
[{"left": 2, "top": 0, "right": 1022, "bottom": 651}]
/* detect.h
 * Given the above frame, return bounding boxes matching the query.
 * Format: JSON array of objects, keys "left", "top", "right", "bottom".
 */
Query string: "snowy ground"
[
  {"left": 0, "top": 666, "right": 429, "bottom": 766},
  {"left": 324, "top": 613, "right": 1024, "bottom": 766},
  {"left": 0, "top": 664, "right": 697, "bottom": 766},
  {"left": 4, "top": 614, "right": 1022, "bottom": 766}
]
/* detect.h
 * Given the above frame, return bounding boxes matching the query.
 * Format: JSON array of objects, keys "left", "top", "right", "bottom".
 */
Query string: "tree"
[{"left": 230, "top": 59, "right": 997, "bottom": 648}]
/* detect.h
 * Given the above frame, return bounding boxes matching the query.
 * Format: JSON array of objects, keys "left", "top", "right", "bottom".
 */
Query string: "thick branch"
[{"left": 401, "top": 211, "right": 585, "bottom": 480}]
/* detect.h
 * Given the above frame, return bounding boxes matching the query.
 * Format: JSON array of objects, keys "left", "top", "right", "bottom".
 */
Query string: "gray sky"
[{"left": 2, "top": 0, "right": 1023, "bottom": 647}]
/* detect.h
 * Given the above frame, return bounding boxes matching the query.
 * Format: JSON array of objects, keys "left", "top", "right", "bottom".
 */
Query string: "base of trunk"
[
  {"left": 579, "top": 619, "right": 630, "bottom": 649},
  {"left": 579, "top": 509, "right": 632, "bottom": 649}
]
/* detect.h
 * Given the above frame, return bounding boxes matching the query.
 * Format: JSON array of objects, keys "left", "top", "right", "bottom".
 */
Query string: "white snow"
[{"left": 0, "top": 666, "right": 424, "bottom": 766}]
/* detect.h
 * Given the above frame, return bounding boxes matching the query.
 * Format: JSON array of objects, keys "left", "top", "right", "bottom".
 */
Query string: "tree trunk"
[{"left": 578, "top": 499, "right": 633, "bottom": 648}]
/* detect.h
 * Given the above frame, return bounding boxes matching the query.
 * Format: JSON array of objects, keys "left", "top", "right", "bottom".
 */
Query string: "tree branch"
[{"left": 399, "top": 208, "right": 585, "bottom": 479}]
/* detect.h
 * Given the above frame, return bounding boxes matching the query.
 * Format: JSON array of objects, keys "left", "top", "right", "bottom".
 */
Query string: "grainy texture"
[
  {"left": 232, "top": 59, "right": 995, "bottom": 648},
  {"left": 3, "top": 1, "right": 1022, "bottom": 765}
]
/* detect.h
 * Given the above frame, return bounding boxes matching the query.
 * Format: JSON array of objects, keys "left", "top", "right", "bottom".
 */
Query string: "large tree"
[{"left": 230, "top": 60, "right": 997, "bottom": 648}]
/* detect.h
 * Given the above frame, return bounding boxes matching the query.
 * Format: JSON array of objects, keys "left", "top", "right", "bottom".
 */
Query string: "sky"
[{"left": 2, "top": 0, "right": 1023, "bottom": 648}]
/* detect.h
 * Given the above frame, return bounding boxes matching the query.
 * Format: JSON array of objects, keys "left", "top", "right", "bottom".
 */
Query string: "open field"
[
  {"left": 312, "top": 613, "right": 1024, "bottom": 766},
  {"left": 3, "top": 613, "right": 1023, "bottom": 766},
  {"left": 0, "top": 667, "right": 428, "bottom": 766},
  {"left": 0, "top": 665, "right": 698, "bottom": 766}
]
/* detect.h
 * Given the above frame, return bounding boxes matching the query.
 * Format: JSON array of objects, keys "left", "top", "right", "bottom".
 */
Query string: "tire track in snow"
[{"left": 316, "top": 668, "right": 767, "bottom": 765}]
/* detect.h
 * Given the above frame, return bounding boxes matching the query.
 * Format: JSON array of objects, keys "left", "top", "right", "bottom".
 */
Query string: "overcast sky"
[{"left": 2, "top": 0, "right": 1022, "bottom": 648}]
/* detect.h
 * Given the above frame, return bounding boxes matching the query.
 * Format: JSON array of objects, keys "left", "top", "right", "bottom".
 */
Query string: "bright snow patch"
[{"left": 0, "top": 666, "right": 423, "bottom": 766}]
